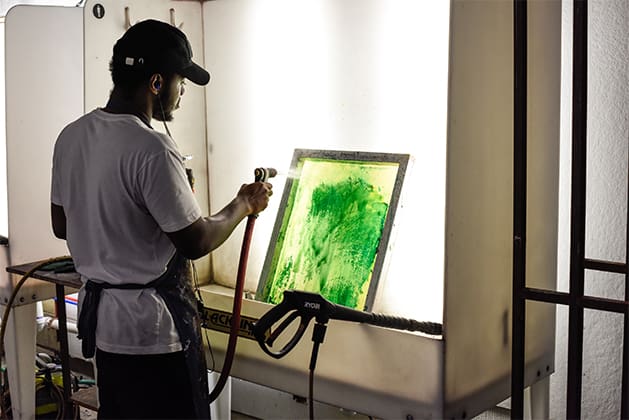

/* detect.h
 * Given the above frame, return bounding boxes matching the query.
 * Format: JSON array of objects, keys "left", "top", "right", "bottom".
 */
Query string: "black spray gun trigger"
[
  {"left": 252, "top": 290, "right": 368, "bottom": 359},
  {"left": 265, "top": 310, "right": 301, "bottom": 346},
  {"left": 251, "top": 292, "right": 313, "bottom": 359},
  {"left": 252, "top": 290, "right": 444, "bottom": 359}
]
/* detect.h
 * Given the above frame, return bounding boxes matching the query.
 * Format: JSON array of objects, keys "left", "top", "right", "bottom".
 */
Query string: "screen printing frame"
[{"left": 256, "top": 149, "right": 409, "bottom": 311}]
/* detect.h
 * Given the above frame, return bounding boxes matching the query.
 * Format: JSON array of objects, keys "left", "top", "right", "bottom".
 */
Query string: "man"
[{"left": 50, "top": 20, "right": 272, "bottom": 419}]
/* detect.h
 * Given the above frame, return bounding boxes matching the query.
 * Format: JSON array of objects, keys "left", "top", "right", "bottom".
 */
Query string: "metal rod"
[
  {"left": 621, "top": 130, "right": 629, "bottom": 419},
  {"left": 566, "top": 1, "right": 588, "bottom": 417},
  {"left": 511, "top": 0, "right": 527, "bottom": 418},
  {"left": 581, "top": 296, "right": 628, "bottom": 314},
  {"left": 524, "top": 288, "right": 572, "bottom": 306},
  {"left": 524, "top": 288, "right": 628, "bottom": 314},
  {"left": 584, "top": 258, "right": 627, "bottom": 274},
  {"left": 55, "top": 284, "right": 73, "bottom": 418}
]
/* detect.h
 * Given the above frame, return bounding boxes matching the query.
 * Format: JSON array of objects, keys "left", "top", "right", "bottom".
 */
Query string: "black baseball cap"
[{"left": 112, "top": 19, "right": 210, "bottom": 86}]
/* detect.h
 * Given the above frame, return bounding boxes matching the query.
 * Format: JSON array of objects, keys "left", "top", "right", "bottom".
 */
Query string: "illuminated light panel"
[
  {"left": 258, "top": 149, "right": 409, "bottom": 311},
  {"left": 206, "top": 0, "right": 450, "bottom": 322}
]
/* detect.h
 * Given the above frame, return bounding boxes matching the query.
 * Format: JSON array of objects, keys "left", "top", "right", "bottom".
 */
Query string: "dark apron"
[{"left": 77, "top": 253, "right": 211, "bottom": 419}]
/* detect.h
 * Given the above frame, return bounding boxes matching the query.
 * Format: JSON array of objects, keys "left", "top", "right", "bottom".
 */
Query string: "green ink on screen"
[{"left": 260, "top": 154, "right": 403, "bottom": 310}]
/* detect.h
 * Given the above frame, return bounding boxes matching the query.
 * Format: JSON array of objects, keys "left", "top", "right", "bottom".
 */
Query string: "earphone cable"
[{"left": 157, "top": 97, "right": 174, "bottom": 139}]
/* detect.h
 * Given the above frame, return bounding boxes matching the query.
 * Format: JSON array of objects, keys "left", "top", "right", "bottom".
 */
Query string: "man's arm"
[
  {"left": 51, "top": 203, "right": 67, "bottom": 240},
  {"left": 167, "top": 181, "right": 272, "bottom": 260}
]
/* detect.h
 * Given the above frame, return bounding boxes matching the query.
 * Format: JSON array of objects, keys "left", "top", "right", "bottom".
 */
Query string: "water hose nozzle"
[{"left": 254, "top": 167, "right": 277, "bottom": 182}]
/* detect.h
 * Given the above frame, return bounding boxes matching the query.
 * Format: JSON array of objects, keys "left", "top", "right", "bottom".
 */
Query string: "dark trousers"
[{"left": 95, "top": 349, "right": 198, "bottom": 419}]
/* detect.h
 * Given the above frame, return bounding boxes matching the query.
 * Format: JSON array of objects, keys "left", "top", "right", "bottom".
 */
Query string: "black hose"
[{"left": 366, "top": 313, "right": 443, "bottom": 335}]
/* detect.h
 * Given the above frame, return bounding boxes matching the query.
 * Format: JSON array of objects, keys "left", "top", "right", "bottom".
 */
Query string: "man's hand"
[{"left": 237, "top": 181, "right": 273, "bottom": 216}]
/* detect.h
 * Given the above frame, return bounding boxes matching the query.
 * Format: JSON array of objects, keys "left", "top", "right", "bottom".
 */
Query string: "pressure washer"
[{"left": 252, "top": 290, "right": 443, "bottom": 419}]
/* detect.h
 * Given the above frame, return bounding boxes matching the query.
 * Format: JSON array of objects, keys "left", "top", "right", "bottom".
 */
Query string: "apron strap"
[
  {"left": 76, "top": 254, "right": 177, "bottom": 358},
  {"left": 76, "top": 253, "right": 211, "bottom": 418}
]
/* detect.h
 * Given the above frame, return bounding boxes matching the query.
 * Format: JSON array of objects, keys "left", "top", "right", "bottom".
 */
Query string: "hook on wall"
[
  {"left": 123, "top": 6, "right": 183, "bottom": 31},
  {"left": 170, "top": 8, "right": 184, "bottom": 30},
  {"left": 124, "top": 6, "right": 132, "bottom": 30}
]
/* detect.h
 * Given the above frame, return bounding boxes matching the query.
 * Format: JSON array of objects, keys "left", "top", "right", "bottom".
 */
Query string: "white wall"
[
  {"left": 0, "top": 3, "right": 81, "bottom": 244},
  {"left": 4, "top": 4, "right": 80, "bottom": 268},
  {"left": 553, "top": 0, "right": 629, "bottom": 418},
  {"left": 0, "top": 0, "right": 77, "bottom": 15}
]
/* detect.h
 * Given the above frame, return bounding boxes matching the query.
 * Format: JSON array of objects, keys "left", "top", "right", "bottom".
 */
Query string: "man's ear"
[{"left": 150, "top": 74, "right": 163, "bottom": 96}]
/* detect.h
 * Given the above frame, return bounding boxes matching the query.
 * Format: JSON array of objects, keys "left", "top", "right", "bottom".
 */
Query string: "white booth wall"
[
  {"left": 2, "top": 5, "right": 81, "bottom": 418},
  {"left": 203, "top": 0, "right": 450, "bottom": 324}
]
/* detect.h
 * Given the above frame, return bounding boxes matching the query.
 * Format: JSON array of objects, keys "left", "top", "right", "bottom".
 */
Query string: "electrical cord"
[
  {"left": 192, "top": 261, "right": 215, "bottom": 372},
  {"left": 0, "top": 256, "right": 72, "bottom": 419},
  {"left": 158, "top": 87, "right": 218, "bottom": 372},
  {"left": 0, "top": 255, "right": 72, "bottom": 419},
  {"left": 157, "top": 94, "right": 176, "bottom": 141},
  {"left": 40, "top": 370, "right": 65, "bottom": 420},
  {"left": 309, "top": 366, "right": 315, "bottom": 420},
  {"left": 0, "top": 256, "right": 72, "bottom": 359},
  {"left": 307, "top": 322, "right": 327, "bottom": 420},
  {"left": 158, "top": 91, "right": 217, "bottom": 374},
  {"left": 157, "top": 87, "right": 217, "bottom": 373}
]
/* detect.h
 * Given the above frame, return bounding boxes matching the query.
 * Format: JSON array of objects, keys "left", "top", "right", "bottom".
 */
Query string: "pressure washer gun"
[{"left": 252, "top": 290, "right": 443, "bottom": 360}]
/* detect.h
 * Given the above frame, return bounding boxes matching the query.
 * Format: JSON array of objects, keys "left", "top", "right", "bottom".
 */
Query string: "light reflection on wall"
[{"left": 205, "top": 0, "right": 450, "bottom": 323}]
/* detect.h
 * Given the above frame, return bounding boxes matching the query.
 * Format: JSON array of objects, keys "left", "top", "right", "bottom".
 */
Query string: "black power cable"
[{"left": 307, "top": 322, "right": 327, "bottom": 420}]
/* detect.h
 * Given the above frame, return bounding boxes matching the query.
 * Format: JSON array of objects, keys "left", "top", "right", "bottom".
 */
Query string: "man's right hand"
[{"left": 237, "top": 181, "right": 273, "bottom": 216}]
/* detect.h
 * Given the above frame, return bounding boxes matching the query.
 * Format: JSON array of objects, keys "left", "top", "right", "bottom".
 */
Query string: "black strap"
[
  {"left": 76, "top": 256, "right": 177, "bottom": 358},
  {"left": 77, "top": 281, "right": 102, "bottom": 358},
  {"left": 76, "top": 254, "right": 210, "bottom": 418}
]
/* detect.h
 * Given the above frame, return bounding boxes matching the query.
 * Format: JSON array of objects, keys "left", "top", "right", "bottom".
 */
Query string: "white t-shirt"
[{"left": 51, "top": 109, "right": 202, "bottom": 355}]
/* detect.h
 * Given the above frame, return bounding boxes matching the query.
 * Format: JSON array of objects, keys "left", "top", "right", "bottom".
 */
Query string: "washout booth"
[{"left": 0, "top": 0, "right": 560, "bottom": 419}]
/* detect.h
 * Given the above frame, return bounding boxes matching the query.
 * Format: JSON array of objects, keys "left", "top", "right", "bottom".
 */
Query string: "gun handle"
[
  {"left": 329, "top": 302, "right": 372, "bottom": 323},
  {"left": 252, "top": 298, "right": 313, "bottom": 359}
]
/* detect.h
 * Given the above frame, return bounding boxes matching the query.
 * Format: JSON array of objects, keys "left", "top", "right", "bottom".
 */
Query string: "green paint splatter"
[{"left": 263, "top": 167, "right": 393, "bottom": 309}]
